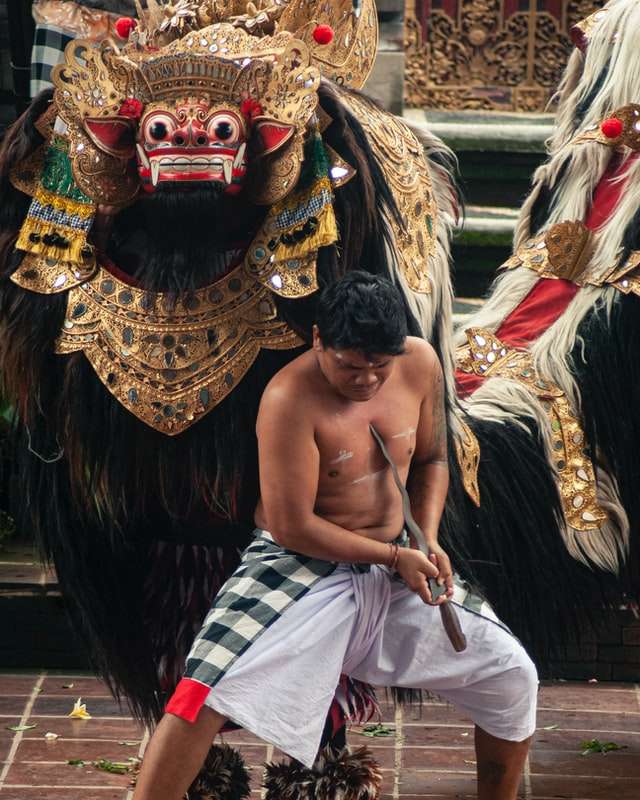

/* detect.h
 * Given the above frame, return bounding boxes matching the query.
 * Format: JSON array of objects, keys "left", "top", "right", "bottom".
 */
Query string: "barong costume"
[{"left": 167, "top": 531, "right": 538, "bottom": 767}]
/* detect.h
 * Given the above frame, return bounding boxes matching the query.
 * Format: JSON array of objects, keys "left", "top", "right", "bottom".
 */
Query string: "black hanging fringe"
[
  {"left": 571, "top": 292, "right": 640, "bottom": 596},
  {"left": 187, "top": 744, "right": 251, "bottom": 800},
  {"left": 441, "top": 415, "right": 615, "bottom": 667},
  {"left": 264, "top": 747, "right": 383, "bottom": 800}
]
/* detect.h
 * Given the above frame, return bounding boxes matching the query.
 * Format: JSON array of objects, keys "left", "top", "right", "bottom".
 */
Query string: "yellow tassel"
[
  {"left": 16, "top": 217, "right": 90, "bottom": 264},
  {"left": 276, "top": 203, "right": 339, "bottom": 259},
  {"left": 34, "top": 187, "right": 95, "bottom": 219}
]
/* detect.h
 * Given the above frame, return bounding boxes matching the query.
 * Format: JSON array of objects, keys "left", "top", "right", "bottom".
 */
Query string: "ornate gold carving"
[
  {"left": 571, "top": 6, "right": 608, "bottom": 50},
  {"left": 340, "top": 92, "right": 436, "bottom": 294},
  {"left": 544, "top": 221, "right": 594, "bottom": 282},
  {"left": 504, "top": 221, "right": 640, "bottom": 298},
  {"left": 605, "top": 250, "right": 640, "bottom": 296},
  {"left": 404, "top": 0, "right": 605, "bottom": 113},
  {"left": 457, "top": 329, "right": 607, "bottom": 531},
  {"left": 279, "top": 0, "right": 378, "bottom": 91},
  {"left": 53, "top": 261, "right": 302, "bottom": 435},
  {"left": 454, "top": 419, "right": 481, "bottom": 507},
  {"left": 136, "top": 0, "right": 378, "bottom": 91}
]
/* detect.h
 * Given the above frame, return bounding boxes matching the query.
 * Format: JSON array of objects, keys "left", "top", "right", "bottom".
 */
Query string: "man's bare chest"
[{"left": 315, "top": 402, "right": 420, "bottom": 484}]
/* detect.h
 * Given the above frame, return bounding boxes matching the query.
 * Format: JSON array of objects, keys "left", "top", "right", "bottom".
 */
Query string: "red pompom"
[
  {"left": 313, "top": 24, "right": 334, "bottom": 45},
  {"left": 240, "top": 98, "right": 264, "bottom": 122},
  {"left": 119, "top": 98, "right": 144, "bottom": 119},
  {"left": 601, "top": 117, "right": 623, "bottom": 139},
  {"left": 115, "top": 17, "right": 137, "bottom": 39}
]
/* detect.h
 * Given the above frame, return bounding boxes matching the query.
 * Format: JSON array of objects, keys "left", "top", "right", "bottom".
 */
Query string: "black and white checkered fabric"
[
  {"left": 30, "top": 23, "right": 73, "bottom": 98},
  {"left": 184, "top": 528, "right": 512, "bottom": 691},
  {"left": 184, "top": 530, "right": 337, "bottom": 689}
]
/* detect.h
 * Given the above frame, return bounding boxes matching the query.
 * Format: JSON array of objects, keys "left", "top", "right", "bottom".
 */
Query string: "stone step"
[
  {"left": 404, "top": 109, "right": 554, "bottom": 154},
  {"left": 402, "top": 109, "right": 551, "bottom": 209}
]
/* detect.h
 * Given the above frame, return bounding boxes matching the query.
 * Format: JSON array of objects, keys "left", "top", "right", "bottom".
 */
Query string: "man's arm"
[{"left": 406, "top": 345, "right": 453, "bottom": 597}]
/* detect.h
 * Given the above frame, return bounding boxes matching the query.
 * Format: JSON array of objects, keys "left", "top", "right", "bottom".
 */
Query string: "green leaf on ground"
[
  {"left": 67, "top": 759, "right": 86, "bottom": 767},
  {"left": 353, "top": 723, "right": 395, "bottom": 737},
  {"left": 580, "top": 739, "right": 628, "bottom": 756},
  {"left": 6, "top": 724, "right": 37, "bottom": 732},
  {"left": 93, "top": 758, "right": 134, "bottom": 774}
]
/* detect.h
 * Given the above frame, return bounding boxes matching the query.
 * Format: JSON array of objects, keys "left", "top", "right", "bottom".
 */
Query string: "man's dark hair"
[{"left": 315, "top": 271, "right": 408, "bottom": 356}]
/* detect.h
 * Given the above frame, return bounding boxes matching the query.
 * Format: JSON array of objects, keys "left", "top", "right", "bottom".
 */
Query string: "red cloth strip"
[
  {"left": 165, "top": 677, "right": 211, "bottom": 723},
  {"left": 455, "top": 278, "right": 578, "bottom": 397}
]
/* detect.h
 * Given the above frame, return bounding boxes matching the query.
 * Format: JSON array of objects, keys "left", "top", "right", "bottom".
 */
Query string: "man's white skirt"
[{"left": 202, "top": 561, "right": 538, "bottom": 767}]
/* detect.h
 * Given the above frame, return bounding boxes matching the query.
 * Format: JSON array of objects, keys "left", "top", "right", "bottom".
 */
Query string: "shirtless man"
[{"left": 134, "top": 272, "right": 537, "bottom": 800}]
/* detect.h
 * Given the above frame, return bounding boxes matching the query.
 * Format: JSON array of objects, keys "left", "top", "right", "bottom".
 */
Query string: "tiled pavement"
[{"left": 0, "top": 673, "right": 639, "bottom": 799}]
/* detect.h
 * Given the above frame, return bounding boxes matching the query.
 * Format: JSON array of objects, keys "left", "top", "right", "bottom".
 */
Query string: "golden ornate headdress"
[{"left": 131, "top": 0, "right": 378, "bottom": 91}]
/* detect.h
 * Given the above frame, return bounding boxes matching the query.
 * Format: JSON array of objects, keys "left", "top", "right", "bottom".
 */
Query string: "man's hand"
[
  {"left": 396, "top": 548, "right": 439, "bottom": 604},
  {"left": 427, "top": 542, "right": 455, "bottom": 601}
]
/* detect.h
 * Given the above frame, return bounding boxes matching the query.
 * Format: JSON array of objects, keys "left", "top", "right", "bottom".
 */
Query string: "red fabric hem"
[{"left": 165, "top": 677, "right": 211, "bottom": 723}]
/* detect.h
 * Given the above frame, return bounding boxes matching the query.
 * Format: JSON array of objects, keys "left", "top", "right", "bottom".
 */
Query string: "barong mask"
[{"left": 51, "top": 26, "right": 321, "bottom": 206}]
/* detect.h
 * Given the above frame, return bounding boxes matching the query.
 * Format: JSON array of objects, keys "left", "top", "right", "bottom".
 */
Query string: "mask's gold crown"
[{"left": 129, "top": 0, "right": 377, "bottom": 92}]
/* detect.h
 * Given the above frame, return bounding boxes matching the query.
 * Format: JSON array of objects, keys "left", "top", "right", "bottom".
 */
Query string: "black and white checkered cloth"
[
  {"left": 30, "top": 23, "right": 73, "bottom": 98},
  {"left": 184, "top": 530, "right": 337, "bottom": 689}
]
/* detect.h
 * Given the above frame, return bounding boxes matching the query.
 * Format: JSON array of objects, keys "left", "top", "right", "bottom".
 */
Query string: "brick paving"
[{"left": 0, "top": 672, "right": 638, "bottom": 798}]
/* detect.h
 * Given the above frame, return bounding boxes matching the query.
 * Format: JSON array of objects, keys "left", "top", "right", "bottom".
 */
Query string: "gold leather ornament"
[
  {"left": 454, "top": 420, "right": 481, "bottom": 508},
  {"left": 457, "top": 329, "right": 607, "bottom": 532},
  {"left": 53, "top": 261, "right": 303, "bottom": 436},
  {"left": 572, "top": 105, "right": 640, "bottom": 151},
  {"left": 136, "top": 0, "right": 378, "bottom": 91},
  {"left": 340, "top": 93, "right": 437, "bottom": 294}
]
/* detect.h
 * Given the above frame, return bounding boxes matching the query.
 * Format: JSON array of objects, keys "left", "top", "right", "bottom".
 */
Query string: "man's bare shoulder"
[
  {"left": 400, "top": 337, "right": 441, "bottom": 385},
  {"left": 258, "top": 350, "right": 319, "bottom": 421}
]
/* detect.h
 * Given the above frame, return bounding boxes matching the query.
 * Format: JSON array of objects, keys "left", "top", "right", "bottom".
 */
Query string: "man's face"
[{"left": 312, "top": 327, "right": 399, "bottom": 402}]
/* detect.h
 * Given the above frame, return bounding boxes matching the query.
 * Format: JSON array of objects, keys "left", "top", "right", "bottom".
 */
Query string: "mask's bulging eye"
[
  {"left": 150, "top": 121, "right": 168, "bottom": 140},
  {"left": 143, "top": 113, "right": 175, "bottom": 143},
  {"left": 207, "top": 113, "right": 241, "bottom": 144}
]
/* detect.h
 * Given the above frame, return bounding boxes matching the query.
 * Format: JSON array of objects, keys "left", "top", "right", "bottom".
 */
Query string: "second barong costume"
[{"left": 167, "top": 531, "right": 538, "bottom": 767}]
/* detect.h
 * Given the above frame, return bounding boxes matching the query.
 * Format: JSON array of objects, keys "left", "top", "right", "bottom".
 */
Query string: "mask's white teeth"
[
  {"left": 223, "top": 158, "right": 233, "bottom": 185},
  {"left": 136, "top": 143, "right": 150, "bottom": 169},
  {"left": 233, "top": 143, "right": 246, "bottom": 170},
  {"left": 150, "top": 159, "right": 160, "bottom": 187}
]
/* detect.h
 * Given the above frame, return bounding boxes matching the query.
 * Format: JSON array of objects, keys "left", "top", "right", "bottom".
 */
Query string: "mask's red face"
[{"left": 137, "top": 98, "right": 248, "bottom": 195}]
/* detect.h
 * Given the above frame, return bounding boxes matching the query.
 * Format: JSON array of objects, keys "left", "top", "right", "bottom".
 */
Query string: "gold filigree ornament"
[
  {"left": 140, "top": 0, "right": 379, "bottom": 90},
  {"left": 504, "top": 220, "right": 640, "bottom": 298},
  {"left": 51, "top": 24, "right": 320, "bottom": 207},
  {"left": 53, "top": 261, "right": 302, "bottom": 435},
  {"left": 278, "top": 0, "right": 378, "bottom": 91},
  {"left": 457, "top": 328, "right": 607, "bottom": 532},
  {"left": 339, "top": 92, "right": 437, "bottom": 294},
  {"left": 504, "top": 221, "right": 595, "bottom": 283},
  {"left": 454, "top": 419, "right": 481, "bottom": 507}
]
